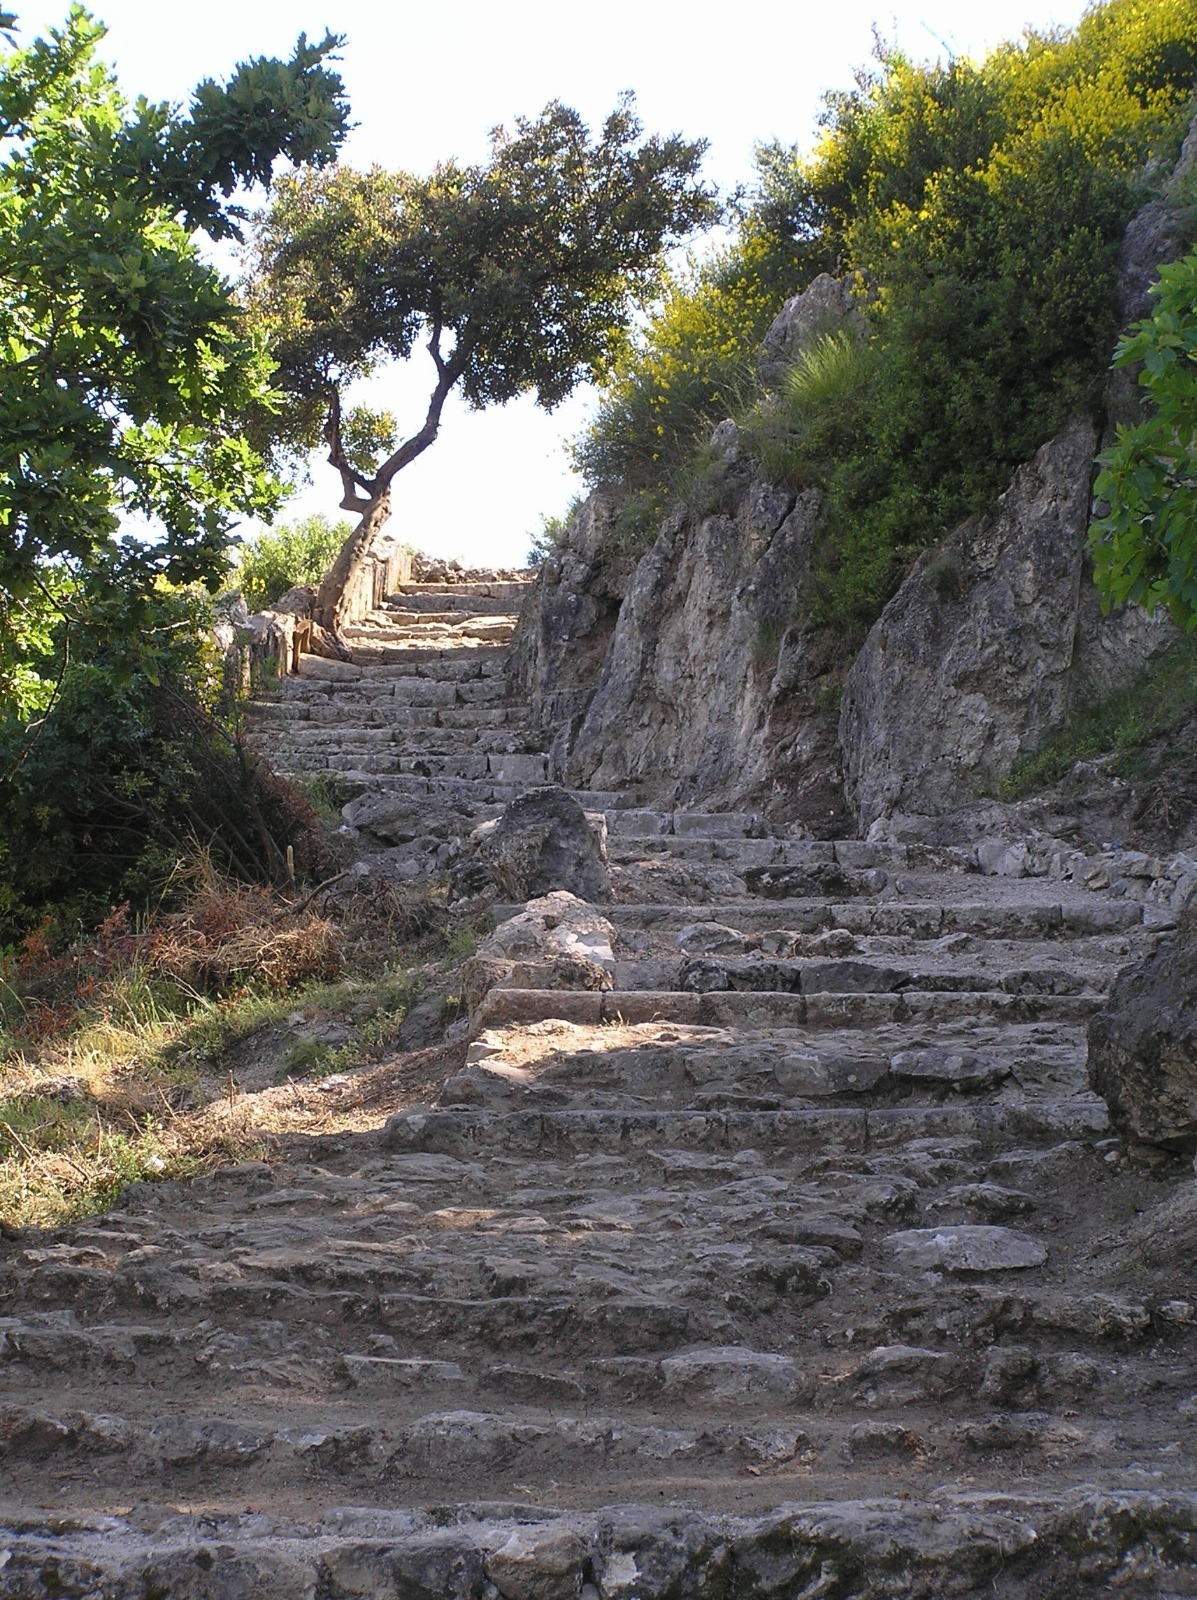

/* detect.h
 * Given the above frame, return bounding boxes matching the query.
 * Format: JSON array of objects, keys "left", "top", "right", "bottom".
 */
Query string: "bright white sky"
[{"left": 20, "top": 0, "right": 1091, "bottom": 566}]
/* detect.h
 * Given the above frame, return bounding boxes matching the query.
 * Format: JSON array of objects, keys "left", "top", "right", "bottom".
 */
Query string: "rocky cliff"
[
  {"left": 511, "top": 120, "right": 1197, "bottom": 838},
  {"left": 509, "top": 464, "right": 849, "bottom": 829}
]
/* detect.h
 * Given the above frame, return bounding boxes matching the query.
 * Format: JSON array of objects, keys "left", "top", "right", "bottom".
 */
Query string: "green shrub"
[
  {"left": 234, "top": 514, "right": 351, "bottom": 610},
  {"left": 0, "top": 586, "right": 327, "bottom": 945},
  {"left": 1090, "top": 250, "right": 1197, "bottom": 625},
  {"left": 579, "top": 0, "right": 1197, "bottom": 636}
]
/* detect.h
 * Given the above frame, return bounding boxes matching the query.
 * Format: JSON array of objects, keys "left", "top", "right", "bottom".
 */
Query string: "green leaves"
[
  {"left": 0, "top": 10, "right": 347, "bottom": 707},
  {"left": 243, "top": 97, "right": 717, "bottom": 495},
  {"left": 1090, "top": 251, "right": 1197, "bottom": 628}
]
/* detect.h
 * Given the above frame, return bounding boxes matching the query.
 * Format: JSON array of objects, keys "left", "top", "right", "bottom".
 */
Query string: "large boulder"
[
  {"left": 1088, "top": 909, "right": 1197, "bottom": 1155},
  {"left": 451, "top": 786, "right": 610, "bottom": 903},
  {"left": 461, "top": 891, "right": 617, "bottom": 1027}
]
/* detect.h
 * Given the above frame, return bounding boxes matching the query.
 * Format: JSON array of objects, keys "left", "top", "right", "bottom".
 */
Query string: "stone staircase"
[
  {"left": 244, "top": 574, "right": 647, "bottom": 871},
  {"left": 2, "top": 577, "right": 1196, "bottom": 1595}
]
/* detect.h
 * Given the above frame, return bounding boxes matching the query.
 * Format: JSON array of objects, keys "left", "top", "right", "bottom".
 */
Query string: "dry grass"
[{"left": 0, "top": 865, "right": 478, "bottom": 1230}]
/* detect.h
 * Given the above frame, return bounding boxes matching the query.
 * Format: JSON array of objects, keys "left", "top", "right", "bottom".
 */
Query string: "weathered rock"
[
  {"left": 484, "top": 892, "right": 617, "bottom": 967},
  {"left": 1088, "top": 906, "right": 1197, "bottom": 1153},
  {"left": 890, "top": 1049, "right": 1010, "bottom": 1091},
  {"left": 660, "top": 1346, "right": 799, "bottom": 1401},
  {"left": 849, "top": 1344, "right": 958, "bottom": 1404},
  {"left": 462, "top": 952, "right": 612, "bottom": 1027},
  {"left": 452, "top": 787, "right": 610, "bottom": 903},
  {"left": 886, "top": 1225, "right": 1048, "bottom": 1273},
  {"left": 509, "top": 484, "right": 848, "bottom": 828},
  {"left": 676, "top": 922, "right": 751, "bottom": 955},
  {"left": 775, "top": 1051, "right": 889, "bottom": 1097},
  {"left": 757, "top": 273, "right": 869, "bottom": 390},
  {"left": 486, "top": 1525, "right": 588, "bottom": 1600},
  {"left": 840, "top": 421, "right": 1101, "bottom": 831}
]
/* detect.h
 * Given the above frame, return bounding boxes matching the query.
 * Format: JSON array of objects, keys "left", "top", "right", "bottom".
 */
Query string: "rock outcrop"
[
  {"left": 1089, "top": 905, "right": 1197, "bottom": 1155},
  {"left": 757, "top": 272, "right": 869, "bottom": 389},
  {"left": 838, "top": 410, "right": 1179, "bottom": 836},
  {"left": 511, "top": 466, "right": 850, "bottom": 830},
  {"left": 840, "top": 421, "right": 1095, "bottom": 831},
  {"left": 513, "top": 121, "right": 1197, "bottom": 843}
]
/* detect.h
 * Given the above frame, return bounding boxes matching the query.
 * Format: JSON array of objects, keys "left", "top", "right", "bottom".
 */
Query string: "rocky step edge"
[{"left": 2, "top": 1488, "right": 1196, "bottom": 1598}]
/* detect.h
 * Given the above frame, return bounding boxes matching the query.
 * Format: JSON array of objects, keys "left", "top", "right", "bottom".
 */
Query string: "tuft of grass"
[
  {"left": 734, "top": 329, "right": 871, "bottom": 494},
  {"left": 1002, "top": 636, "right": 1197, "bottom": 798},
  {"left": 0, "top": 1092, "right": 251, "bottom": 1230}
]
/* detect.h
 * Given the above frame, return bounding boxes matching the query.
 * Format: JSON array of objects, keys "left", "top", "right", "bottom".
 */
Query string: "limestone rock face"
[
  {"left": 512, "top": 476, "right": 846, "bottom": 822},
  {"left": 839, "top": 420, "right": 1099, "bottom": 832},
  {"left": 1088, "top": 908, "right": 1197, "bottom": 1154},
  {"left": 507, "top": 494, "right": 626, "bottom": 747},
  {"left": 565, "top": 485, "right": 815, "bottom": 795},
  {"left": 757, "top": 273, "right": 868, "bottom": 390}
]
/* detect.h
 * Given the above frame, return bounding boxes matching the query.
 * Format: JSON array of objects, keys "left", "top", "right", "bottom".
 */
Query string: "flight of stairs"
[{"left": 1, "top": 574, "right": 1195, "bottom": 1596}]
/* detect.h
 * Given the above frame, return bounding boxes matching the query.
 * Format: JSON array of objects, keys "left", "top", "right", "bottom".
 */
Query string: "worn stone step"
[
  {"left": 258, "top": 726, "right": 538, "bottom": 756},
  {"left": 450, "top": 1019, "right": 1087, "bottom": 1107},
  {"left": 599, "top": 953, "right": 1115, "bottom": 997},
  {"left": 6, "top": 1488, "right": 1197, "bottom": 1599},
  {"left": 386, "top": 591, "right": 524, "bottom": 614},
  {"left": 383, "top": 1099, "right": 1107, "bottom": 1159},
  {"left": 565, "top": 897, "right": 1150, "bottom": 938},
  {"left": 474, "top": 984, "right": 1104, "bottom": 1032},
  {"left": 273, "top": 749, "right": 551, "bottom": 781}
]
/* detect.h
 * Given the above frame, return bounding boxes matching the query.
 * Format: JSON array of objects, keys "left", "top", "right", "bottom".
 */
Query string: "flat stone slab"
[
  {"left": 885, "top": 1224, "right": 1048, "bottom": 1273},
  {"left": 890, "top": 1048, "right": 1010, "bottom": 1089},
  {"left": 660, "top": 1345, "right": 799, "bottom": 1400}
]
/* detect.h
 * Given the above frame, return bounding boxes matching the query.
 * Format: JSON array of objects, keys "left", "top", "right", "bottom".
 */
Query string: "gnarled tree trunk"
[{"left": 311, "top": 487, "right": 392, "bottom": 633}]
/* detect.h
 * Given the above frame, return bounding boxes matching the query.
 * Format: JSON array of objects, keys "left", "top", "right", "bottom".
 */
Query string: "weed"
[
  {"left": 1002, "top": 635, "right": 1197, "bottom": 798},
  {"left": 923, "top": 546, "right": 968, "bottom": 600},
  {"left": 442, "top": 925, "right": 478, "bottom": 962}
]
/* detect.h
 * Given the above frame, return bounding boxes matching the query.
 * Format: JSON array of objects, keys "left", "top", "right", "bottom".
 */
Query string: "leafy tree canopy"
[
  {"left": 0, "top": 5, "right": 349, "bottom": 712},
  {"left": 243, "top": 96, "right": 717, "bottom": 629},
  {"left": 1090, "top": 250, "right": 1197, "bottom": 626}
]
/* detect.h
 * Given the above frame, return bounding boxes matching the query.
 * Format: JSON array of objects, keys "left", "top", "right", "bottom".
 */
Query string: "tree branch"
[
  {"left": 372, "top": 334, "right": 472, "bottom": 495},
  {"left": 323, "top": 384, "right": 375, "bottom": 510}
]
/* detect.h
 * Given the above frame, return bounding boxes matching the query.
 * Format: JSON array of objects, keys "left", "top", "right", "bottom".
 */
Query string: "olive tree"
[{"left": 244, "top": 96, "right": 716, "bottom": 633}]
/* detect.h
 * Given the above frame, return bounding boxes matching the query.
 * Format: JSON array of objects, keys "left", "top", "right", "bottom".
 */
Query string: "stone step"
[
  {"left": 249, "top": 701, "right": 526, "bottom": 731},
  {"left": 280, "top": 674, "right": 511, "bottom": 707},
  {"left": 556, "top": 897, "right": 1151, "bottom": 938},
  {"left": 394, "top": 579, "right": 531, "bottom": 599},
  {"left": 266, "top": 749, "right": 550, "bottom": 781},
  {"left": 295, "top": 652, "right": 507, "bottom": 685},
  {"left": 351, "top": 629, "right": 516, "bottom": 660},
  {"left": 383, "top": 1099, "right": 1108, "bottom": 1159},
  {"left": 348, "top": 610, "right": 518, "bottom": 632},
  {"left": 452, "top": 1017, "right": 1086, "bottom": 1106},
  {"left": 606, "top": 813, "right": 926, "bottom": 858},
  {"left": 6, "top": 1488, "right": 1196, "bottom": 1598},
  {"left": 597, "top": 952, "right": 1115, "bottom": 996},
  {"left": 256, "top": 725, "right": 539, "bottom": 755},
  {"left": 386, "top": 590, "right": 524, "bottom": 614},
  {"left": 474, "top": 984, "right": 1104, "bottom": 1032}
]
